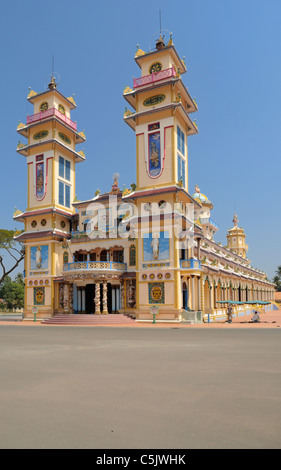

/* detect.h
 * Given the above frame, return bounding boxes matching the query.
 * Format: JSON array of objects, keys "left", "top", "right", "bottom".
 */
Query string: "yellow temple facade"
[{"left": 14, "top": 34, "right": 275, "bottom": 322}]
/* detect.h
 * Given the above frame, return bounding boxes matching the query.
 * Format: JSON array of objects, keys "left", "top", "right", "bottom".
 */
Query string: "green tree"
[
  {"left": 273, "top": 265, "right": 281, "bottom": 292},
  {"left": 0, "top": 275, "right": 24, "bottom": 310},
  {"left": 0, "top": 230, "right": 25, "bottom": 284}
]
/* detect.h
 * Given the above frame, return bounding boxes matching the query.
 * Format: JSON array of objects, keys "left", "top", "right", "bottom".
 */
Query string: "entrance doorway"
[
  {"left": 86, "top": 284, "right": 95, "bottom": 314},
  {"left": 182, "top": 282, "right": 188, "bottom": 310},
  {"left": 77, "top": 283, "right": 121, "bottom": 314}
]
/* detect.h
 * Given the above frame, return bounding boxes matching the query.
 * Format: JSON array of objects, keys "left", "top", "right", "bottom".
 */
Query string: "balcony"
[
  {"left": 180, "top": 259, "right": 201, "bottom": 270},
  {"left": 26, "top": 107, "right": 77, "bottom": 131},
  {"left": 199, "top": 217, "right": 218, "bottom": 229},
  {"left": 63, "top": 261, "right": 127, "bottom": 272},
  {"left": 133, "top": 66, "right": 177, "bottom": 89}
]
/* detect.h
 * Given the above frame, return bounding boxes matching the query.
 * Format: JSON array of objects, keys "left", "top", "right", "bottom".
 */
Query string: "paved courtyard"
[{"left": 0, "top": 324, "right": 280, "bottom": 449}]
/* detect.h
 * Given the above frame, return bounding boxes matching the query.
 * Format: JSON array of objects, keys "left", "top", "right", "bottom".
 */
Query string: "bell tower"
[
  {"left": 15, "top": 76, "right": 86, "bottom": 318},
  {"left": 123, "top": 33, "right": 198, "bottom": 192},
  {"left": 123, "top": 34, "right": 201, "bottom": 320},
  {"left": 226, "top": 214, "right": 248, "bottom": 259}
]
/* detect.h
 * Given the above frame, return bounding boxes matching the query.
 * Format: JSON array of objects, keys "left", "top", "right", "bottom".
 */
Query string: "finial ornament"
[
  {"left": 233, "top": 213, "right": 238, "bottom": 227},
  {"left": 195, "top": 184, "right": 200, "bottom": 193},
  {"left": 48, "top": 75, "right": 57, "bottom": 90}
]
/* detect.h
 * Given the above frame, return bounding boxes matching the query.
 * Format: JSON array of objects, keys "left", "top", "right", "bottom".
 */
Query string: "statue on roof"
[{"left": 233, "top": 213, "right": 238, "bottom": 227}]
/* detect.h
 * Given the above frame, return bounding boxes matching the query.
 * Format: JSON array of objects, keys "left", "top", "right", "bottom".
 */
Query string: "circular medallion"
[
  {"left": 142, "top": 274, "right": 147, "bottom": 280},
  {"left": 157, "top": 273, "right": 163, "bottom": 279},
  {"left": 41, "top": 219, "right": 47, "bottom": 227},
  {"left": 165, "top": 273, "right": 171, "bottom": 279},
  {"left": 149, "top": 274, "right": 155, "bottom": 279},
  {"left": 40, "top": 102, "right": 48, "bottom": 112},
  {"left": 31, "top": 220, "right": 37, "bottom": 228},
  {"left": 149, "top": 62, "right": 162, "bottom": 74},
  {"left": 60, "top": 220, "right": 66, "bottom": 228}
]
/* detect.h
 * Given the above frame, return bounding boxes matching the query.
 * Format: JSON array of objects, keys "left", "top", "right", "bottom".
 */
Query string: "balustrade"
[
  {"left": 133, "top": 66, "right": 177, "bottom": 89},
  {"left": 26, "top": 107, "right": 77, "bottom": 130},
  {"left": 64, "top": 261, "right": 127, "bottom": 272}
]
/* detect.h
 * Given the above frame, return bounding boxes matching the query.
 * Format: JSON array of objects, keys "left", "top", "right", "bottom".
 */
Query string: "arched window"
[{"left": 100, "top": 250, "right": 108, "bottom": 261}]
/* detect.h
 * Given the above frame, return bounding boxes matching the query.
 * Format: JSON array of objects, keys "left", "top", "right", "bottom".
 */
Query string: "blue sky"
[{"left": 1, "top": 0, "right": 280, "bottom": 280}]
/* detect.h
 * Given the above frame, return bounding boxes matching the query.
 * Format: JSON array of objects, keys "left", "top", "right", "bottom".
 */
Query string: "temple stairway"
[{"left": 41, "top": 313, "right": 135, "bottom": 326}]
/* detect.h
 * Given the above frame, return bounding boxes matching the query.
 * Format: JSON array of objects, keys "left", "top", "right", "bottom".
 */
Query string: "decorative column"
[
  {"left": 191, "top": 275, "right": 195, "bottom": 310},
  {"left": 200, "top": 277, "right": 204, "bottom": 313},
  {"left": 69, "top": 284, "right": 74, "bottom": 313},
  {"left": 214, "top": 283, "right": 217, "bottom": 310},
  {"left": 95, "top": 282, "right": 101, "bottom": 314},
  {"left": 197, "top": 276, "right": 201, "bottom": 311},
  {"left": 121, "top": 281, "right": 125, "bottom": 310},
  {"left": 210, "top": 285, "right": 214, "bottom": 311},
  {"left": 63, "top": 284, "right": 69, "bottom": 313},
  {"left": 102, "top": 281, "right": 108, "bottom": 314}
]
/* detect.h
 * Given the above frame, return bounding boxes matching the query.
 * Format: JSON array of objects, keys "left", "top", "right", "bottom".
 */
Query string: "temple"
[{"left": 14, "top": 33, "right": 275, "bottom": 322}]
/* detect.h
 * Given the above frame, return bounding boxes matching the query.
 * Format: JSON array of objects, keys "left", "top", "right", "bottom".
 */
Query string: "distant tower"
[
  {"left": 15, "top": 76, "right": 86, "bottom": 318},
  {"left": 226, "top": 214, "right": 248, "bottom": 258}
]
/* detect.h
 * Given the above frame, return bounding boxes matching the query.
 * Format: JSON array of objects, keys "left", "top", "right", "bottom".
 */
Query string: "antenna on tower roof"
[{"left": 159, "top": 8, "right": 162, "bottom": 36}]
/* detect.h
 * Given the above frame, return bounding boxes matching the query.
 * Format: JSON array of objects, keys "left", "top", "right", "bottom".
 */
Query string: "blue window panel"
[
  {"left": 65, "top": 184, "right": 70, "bottom": 208},
  {"left": 182, "top": 159, "right": 186, "bottom": 186},
  {"left": 59, "top": 156, "right": 65, "bottom": 178},
  {"left": 177, "top": 126, "right": 181, "bottom": 151},
  {"left": 59, "top": 181, "right": 64, "bottom": 205},
  {"left": 181, "top": 131, "right": 185, "bottom": 156},
  {"left": 178, "top": 154, "right": 181, "bottom": 182},
  {"left": 177, "top": 126, "right": 185, "bottom": 155},
  {"left": 65, "top": 160, "right": 71, "bottom": 181}
]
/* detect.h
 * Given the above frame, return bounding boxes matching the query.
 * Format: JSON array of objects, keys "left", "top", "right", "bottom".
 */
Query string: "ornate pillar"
[
  {"left": 63, "top": 283, "right": 69, "bottom": 313},
  {"left": 214, "top": 284, "right": 217, "bottom": 309},
  {"left": 200, "top": 277, "right": 204, "bottom": 313},
  {"left": 191, "top": 275, "right": 195, "bottom": 310},
  {"left": 210, "top": 285, "right": 214, "bottom": 311},
  {"left": 102, "top": 281, "right": 108, "bottom": 314},
  {"left": 121, "top": 281, "right": 125, "bottom": 310},
  {"left": 95, "top": 282, "right": 101, "bottom": 314},
  {"left": 69, "top": 284, "right": 74, "bottom": 313},
  {"left": 197, "top": 276, "right": 201, "bottom": 311}
]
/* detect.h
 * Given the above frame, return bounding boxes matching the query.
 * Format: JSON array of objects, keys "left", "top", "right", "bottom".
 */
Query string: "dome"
[
  {"left": 192, "top": 185, "right": 211, "bottom": 204},
  {"left": 192, "top": 192, "right": 208, "bottom": 203}
]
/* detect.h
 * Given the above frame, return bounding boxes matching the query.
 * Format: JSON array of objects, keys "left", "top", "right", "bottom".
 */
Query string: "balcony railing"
[
  {"left": 63, "top": 261, "right": 127, "bottom": 272},
  {"left": 199, "top": 217, "right": 218, "bottom": 229},
  {"left": 26, "top": 107, "right": 77, "bottom": 131},
  {"left": 133, "top": 66, "right": 177, "bottom": 89},
  {"left": 180, "top": 259, "right": 201, "bottom": 270}
]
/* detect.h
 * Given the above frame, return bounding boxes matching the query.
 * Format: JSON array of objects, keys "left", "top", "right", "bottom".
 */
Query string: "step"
[{"left": 42, "top": 314, "right": 135, "bottom": 325}]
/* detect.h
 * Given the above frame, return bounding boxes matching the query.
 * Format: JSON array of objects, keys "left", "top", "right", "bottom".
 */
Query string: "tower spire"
[{"left": 48, "top": 56, "right": 57, "bottom": 90}]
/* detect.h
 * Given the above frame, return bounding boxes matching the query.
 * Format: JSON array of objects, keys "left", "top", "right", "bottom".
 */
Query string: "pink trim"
[
  {"left": 26, "top": 107, "right": 77, "bottom": 131},
  {"left": 133, "top": 66, "right": 177, "bottom": 89}
]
